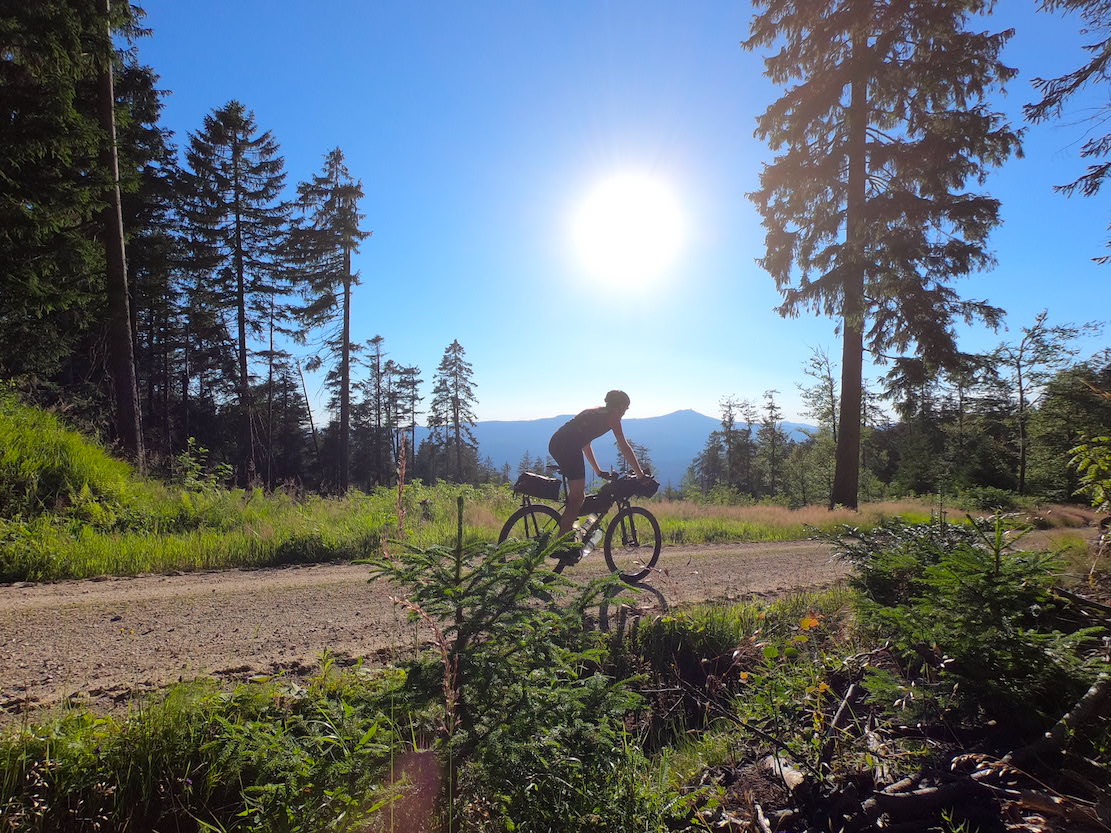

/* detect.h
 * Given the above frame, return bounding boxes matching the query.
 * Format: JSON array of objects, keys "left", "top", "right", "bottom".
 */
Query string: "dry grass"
[
  {"left": 649, "top": 498, "right": 936, "bottom": 544},
  {"left": 652, "top": 498, "right": 934, "bottom": 526}
]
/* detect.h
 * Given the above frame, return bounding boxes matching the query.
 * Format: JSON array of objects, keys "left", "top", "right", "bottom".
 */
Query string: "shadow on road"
[{"left": 596, "top": 579, "right": 669, "bottom": 632}]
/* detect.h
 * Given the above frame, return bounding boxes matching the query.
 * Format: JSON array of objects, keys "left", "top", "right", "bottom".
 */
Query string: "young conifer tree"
[
  {"left": 428, "top": 340, "right": 478, "bottom": 483},
  {"left": 287, "top": 148, "right": 369, "bottom": 492},
  {"left": 181, "top": 100, "right": 290, "bottom": 481},
  {"left": 744, "top": 0, "right": 1021, "bottom": 508}
]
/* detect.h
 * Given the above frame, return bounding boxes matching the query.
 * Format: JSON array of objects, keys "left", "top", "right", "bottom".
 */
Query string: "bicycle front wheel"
[
  {"left": 603, "top": 506, "right": 662, "bottom": 583},
  {"left": 498, "top": 504, "right": 569, "bottom": 573}
]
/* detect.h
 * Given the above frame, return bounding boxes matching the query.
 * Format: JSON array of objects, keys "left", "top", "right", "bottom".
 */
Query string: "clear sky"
[{"left": 136, "top": 1, "right": 1108, "bottom": 423}]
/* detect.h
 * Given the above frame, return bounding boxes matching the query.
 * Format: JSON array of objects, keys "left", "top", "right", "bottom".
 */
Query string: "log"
[
  {"left": 863, "top": 778, "right": 988, "bottom": 818},
  {"left": 1005, "top": 673, "right": 1111, "bottom": 766}
]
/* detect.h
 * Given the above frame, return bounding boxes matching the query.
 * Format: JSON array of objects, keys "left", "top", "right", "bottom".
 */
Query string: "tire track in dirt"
[{"left": 0, "top": 541, "right": 845, "bottom": 720}]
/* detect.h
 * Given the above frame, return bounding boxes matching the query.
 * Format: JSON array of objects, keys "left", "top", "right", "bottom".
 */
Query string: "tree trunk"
[
  {"left": 232, "top": 137, "right": 253, "bottom": 484},
  {"left": 1016, "top": 363, "right": 1028, "bottom": 495},
  {"left": 97, "top": 0, "right": 143, "bottom": 466},
  {"left": 339, "top": 263, "right": 352, "bottom": 492},
  {"left": 831, "top": 20, "right": 867, "bottom": 510}
]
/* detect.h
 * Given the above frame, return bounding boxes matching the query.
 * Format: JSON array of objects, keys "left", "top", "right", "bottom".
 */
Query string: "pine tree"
[
  {"left": 1027, "top": 1, "right": 1111, "bottom": 260},
  {"left": 428, "top": 340, "right": 478, "bottom": 483},
  {"left": 0, "top": 0, "right": 131, "bottom": 379},
  {"left": 181, "top": 100, "right": 290, "bottom": 481},
  {"left": 116, "top": 61, "right": 183, "bottom": 457},
  {"left": 757, "top": 389, "right": 791, "bottom": 497},
  {"left": 287, "top": 148, "right": 369, "bottom": 492},
  {"left": 396, "top": 364, "right": 423, "bottom": 480},
  {"left": 744, "top": 0, "right": 1021, "bottom": 508}
]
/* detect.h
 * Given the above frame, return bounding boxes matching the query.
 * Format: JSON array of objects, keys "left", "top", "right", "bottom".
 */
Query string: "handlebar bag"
[{"left": 513, "top": 472, "right": 561, "bottom": 501}]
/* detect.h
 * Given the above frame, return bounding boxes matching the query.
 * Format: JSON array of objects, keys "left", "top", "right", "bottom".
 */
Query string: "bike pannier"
[{"left": 513, "top": 472, "right": 560, "bottom": 501}]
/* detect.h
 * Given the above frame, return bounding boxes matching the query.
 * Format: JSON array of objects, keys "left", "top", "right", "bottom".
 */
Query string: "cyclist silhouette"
[{"left": 548, "top": 389, "right": 646, "bottom": 538}]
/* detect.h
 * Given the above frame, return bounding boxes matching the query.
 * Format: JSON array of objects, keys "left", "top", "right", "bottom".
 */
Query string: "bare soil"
[{"left": 0, "top": 541, "right": 843, "bottom": 721}]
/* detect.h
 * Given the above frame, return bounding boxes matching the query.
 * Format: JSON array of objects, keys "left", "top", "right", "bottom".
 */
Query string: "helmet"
[{"left": 604, "top": 389, "right": 630, "bottom": 411}]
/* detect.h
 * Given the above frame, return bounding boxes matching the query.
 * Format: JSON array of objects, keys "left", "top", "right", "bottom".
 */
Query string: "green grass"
[{"left": 0, "top": 661, "right": 409, "bottom": 833}]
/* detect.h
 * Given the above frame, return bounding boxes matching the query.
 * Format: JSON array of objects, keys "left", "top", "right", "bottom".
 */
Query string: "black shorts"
[{"left": 548, "top": 434, "right": 585, "bottom": 481}]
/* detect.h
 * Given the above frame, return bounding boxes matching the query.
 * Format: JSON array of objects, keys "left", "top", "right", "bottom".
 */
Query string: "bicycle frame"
[{"left": 514, "top": 473, "right": 628, "bottom": 545}]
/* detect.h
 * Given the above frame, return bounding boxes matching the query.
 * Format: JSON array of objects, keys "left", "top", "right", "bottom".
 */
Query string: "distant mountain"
[{"left": 414, "top": 410, "right": 816, "bottom": 489}]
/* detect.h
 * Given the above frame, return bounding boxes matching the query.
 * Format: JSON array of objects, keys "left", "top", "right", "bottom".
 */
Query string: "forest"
[{"left": 2, "top": 2, "right": 1111, "bottom": 833}]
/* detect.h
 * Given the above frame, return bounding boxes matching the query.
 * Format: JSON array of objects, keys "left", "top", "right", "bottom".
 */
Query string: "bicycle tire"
[
  {"left": 603, "top": 506, "right": 662, "bottom": 583},
  {"left": 497, "top": 504, "right": 570, "bottom": 573}
]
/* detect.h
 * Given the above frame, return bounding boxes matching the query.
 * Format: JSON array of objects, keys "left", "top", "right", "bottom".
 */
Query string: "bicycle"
[{"left": 499, "top": 467, "right": 663, "bottom": 583}]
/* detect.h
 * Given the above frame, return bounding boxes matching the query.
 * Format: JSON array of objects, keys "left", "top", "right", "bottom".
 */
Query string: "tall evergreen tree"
[
  {"left": 95, "top": 0, "right": 143, "bottom": 463},
  {"left": 287, "top": 148, "right": 369, "bottom": 492},
  {"left": 1027, "top": 1, "right": 1111, "bottom": 260},
  {"left": 744, "top": 0, "right": 1021, "bottom": 508},
  {"left": 181, "top": 100, "right": 290, "bottom": 481},
  {"left": 428, "top": 340, "right": 478, "bottom": 483},
  {"left": 0, "top": 0, "right": 131, "bottom": 379}
]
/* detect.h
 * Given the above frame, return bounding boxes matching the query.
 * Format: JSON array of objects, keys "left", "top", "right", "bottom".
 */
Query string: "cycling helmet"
[{"left": 604, "top": 390, "right": 630, "bottom": 411}]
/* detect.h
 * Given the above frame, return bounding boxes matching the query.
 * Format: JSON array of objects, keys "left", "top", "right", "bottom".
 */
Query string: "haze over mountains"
[{"left": 416, "top": 410, "right": 816, "bottom": 488}]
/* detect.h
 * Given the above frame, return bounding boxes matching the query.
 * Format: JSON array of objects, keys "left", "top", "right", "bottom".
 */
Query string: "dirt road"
[{"left": 0, "top": 541, "right": 846, "bottom": 719}]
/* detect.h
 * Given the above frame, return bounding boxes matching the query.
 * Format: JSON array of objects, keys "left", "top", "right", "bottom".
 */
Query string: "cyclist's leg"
[
  {"left": 560, "top": 478, "right": 585, "bottom": 535},
  {"left": 548, "top": 433, "right": 586, "bottom": 538}
]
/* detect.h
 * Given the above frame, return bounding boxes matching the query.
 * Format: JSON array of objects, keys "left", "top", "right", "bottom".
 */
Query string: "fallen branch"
[
  {"left": 862, "top": 778, "right": 988, "bottom": 819},
  {"left": 1004, "top": 673, "right": 1111, "bottom": 766},
  {"left": 819, "top": 683, "right": 858, "bottom": 766},
  {"left": 1052, "top": 585, "right": 1111, "bottom": 617}
]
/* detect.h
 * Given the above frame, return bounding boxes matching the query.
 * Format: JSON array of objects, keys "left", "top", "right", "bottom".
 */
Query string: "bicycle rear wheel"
[
  {"left": 603, "top": 506, "right": 662, "bottom": 583},
  {"left": 498, "top": 504, "right": 570, "bottom": 573}
]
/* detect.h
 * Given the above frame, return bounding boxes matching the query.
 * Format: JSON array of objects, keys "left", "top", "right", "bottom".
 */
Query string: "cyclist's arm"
[
  {"left": 582, "top": 443, "right": 604, "bottom": 477},
  {"left": 611, "top": 421, "right": 646, "bottom": 477}
]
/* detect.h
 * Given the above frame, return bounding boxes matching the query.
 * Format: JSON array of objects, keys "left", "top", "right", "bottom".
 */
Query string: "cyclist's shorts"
[{"left": 548, "top": 434, "right": 585, "bottom": 481}]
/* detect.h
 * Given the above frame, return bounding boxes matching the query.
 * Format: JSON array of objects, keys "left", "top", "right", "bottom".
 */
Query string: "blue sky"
[{"left": 137, "top": 1, "right": 1108, "bottom": 423}]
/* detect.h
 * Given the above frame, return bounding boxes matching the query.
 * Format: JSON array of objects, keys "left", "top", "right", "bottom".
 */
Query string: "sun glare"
[{"left": 570, "top": 173, "right": 685, "bottom": 286}]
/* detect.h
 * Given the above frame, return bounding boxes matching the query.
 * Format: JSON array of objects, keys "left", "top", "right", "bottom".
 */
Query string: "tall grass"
[
  {"left": 0, "top": 664, "right": 405, "bottom": 833},
  {"left": 651, "top": 498, "right": 934, "bottom": 544}
]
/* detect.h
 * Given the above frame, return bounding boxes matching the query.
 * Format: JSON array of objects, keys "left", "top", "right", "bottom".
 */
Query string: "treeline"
[
  {"left": 687, "top": 330, "right": 1111, "bottom": 507},
  {"left": 1, "top": 3, "right": 494, "bottom": 491}
]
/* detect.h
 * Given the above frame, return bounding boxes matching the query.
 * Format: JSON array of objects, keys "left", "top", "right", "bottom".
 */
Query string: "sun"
[{"left": 570, "top": 172, "right": 685, "bottom": 286}]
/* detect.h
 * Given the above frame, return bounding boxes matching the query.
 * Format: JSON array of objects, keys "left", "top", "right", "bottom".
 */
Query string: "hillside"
[{"left": 417, "top": 409, "right": 816, "bottom": 487}]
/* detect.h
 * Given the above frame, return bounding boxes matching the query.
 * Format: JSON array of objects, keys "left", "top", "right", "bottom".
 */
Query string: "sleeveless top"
[{"left": 552, "top": 407, "right": 612, "bottom": 448}]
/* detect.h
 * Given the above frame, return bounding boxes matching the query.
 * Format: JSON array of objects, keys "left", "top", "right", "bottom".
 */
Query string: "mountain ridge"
[{"left": 415, "top": 410, "right": 816, "bottom": 488}]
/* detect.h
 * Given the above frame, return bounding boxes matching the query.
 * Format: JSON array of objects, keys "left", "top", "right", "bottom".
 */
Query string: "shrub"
[
  {"left": 369, "top": 517, "right": 685, "bottom": 830},
  {"left": 956, "top": 485, "right": 1025, "bottom": 512},
  {"left": 829, "top": 518, "right": 1108, "bottom": 737}
]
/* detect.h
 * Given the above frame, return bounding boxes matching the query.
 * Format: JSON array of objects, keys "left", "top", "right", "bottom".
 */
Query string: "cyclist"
[{"left": 548, "top": 389, "right": 647, "bottom": 539}]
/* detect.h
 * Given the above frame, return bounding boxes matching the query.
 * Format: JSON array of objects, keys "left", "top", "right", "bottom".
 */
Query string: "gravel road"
[{"left": 0, "top": 541, "right": 846, "bottom": 720}]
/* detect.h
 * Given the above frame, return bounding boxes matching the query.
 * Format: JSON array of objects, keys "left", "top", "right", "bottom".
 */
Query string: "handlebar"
[{"left": 598, "top": 469, "right": 652, "bottom": 481}]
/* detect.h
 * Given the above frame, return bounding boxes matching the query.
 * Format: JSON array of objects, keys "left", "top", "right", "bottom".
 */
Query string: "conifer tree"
[
  {"left": 0, "top": 0, "right": 127, "bottom": 378},
  {"left": 287, "top": 148, "right": 369, "bottom": 492},
  {"left": 181, "top": 100, "right": 290, "bottom": 481},
  {"left": 1027, "top": 1, "right": 1111, "bottom": 260},
  {"left": 428, "top": 340, "right": 478, "bottom": 482},
  {"left": 744, "top": 0, "right": 1021, "bottom": 508}
]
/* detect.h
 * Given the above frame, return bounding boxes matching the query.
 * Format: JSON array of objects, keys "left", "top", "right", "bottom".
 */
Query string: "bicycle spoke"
[{"left": 604, "top": 506, "right": 662, "bottom": 583}]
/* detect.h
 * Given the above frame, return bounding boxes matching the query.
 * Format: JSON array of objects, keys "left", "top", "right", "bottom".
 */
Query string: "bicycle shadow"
[{"left": 595, "top": 579, "right": 669, "bottom": 633}]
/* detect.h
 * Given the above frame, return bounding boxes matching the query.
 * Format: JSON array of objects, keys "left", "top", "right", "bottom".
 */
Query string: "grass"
[
  {"left": 0, "top": 660, "right": 409, "bottom": 833},
  {"left": 651, "top": 498, "right": 934, "bottom": 544},
  {"left": 0, "top": 392, "right": 1095, "bottom": 582}
]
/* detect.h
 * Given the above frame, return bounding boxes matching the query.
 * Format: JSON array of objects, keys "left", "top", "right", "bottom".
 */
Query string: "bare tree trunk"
[
  {"left": 97, "top": 0, "right": 143, "bottom": 466},
  {"left": 338, "top": 263, "right": 352, "bottom": 492},
  {"left": 297, "top": 358, "right": 321, "bottom": 480},
  {"left": 831, "top": 20, "right": 867, "bottom": 510},
  {"left": 232, "top": 136, "right": 254, "bottom": 484}
]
